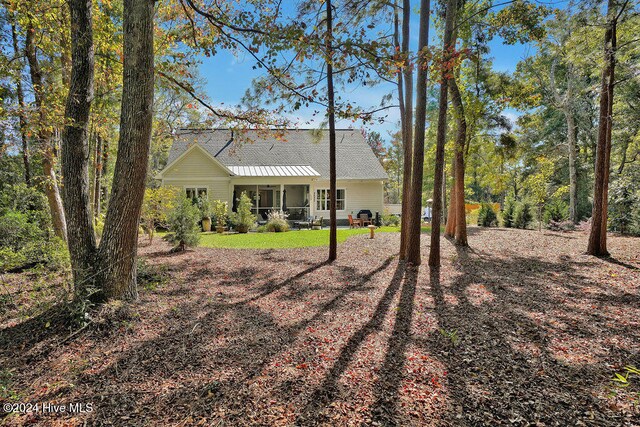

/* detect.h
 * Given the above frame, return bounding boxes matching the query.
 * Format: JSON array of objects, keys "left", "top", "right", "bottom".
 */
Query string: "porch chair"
[
  {"left": 359, "top": 213, "right": 372, "bottom": 226},
  {"left": 311, "top": 216, "right": 324, "bottom": 229},
  {"left": 348, "top": 214, "right": 362, "bottom": 228}
]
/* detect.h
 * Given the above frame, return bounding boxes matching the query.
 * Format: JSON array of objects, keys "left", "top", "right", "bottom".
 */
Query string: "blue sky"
[{"left": 197, "top": 3, "right": 540, "bottom": 145}]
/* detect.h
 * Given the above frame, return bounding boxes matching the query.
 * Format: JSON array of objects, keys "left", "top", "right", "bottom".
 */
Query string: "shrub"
[
  {"left": 141, "top": 187, "right": 181, "bottom": 243},
  {"left": 514, "top": 201, "right": 533, "bottom": 229},
  {"left": 477, "top": 203, "right": 498, "bottom": 227},
  {"left": 382, "top": 213, "right": 400, "bottom": 227},
  {"left": 196, "top": 196, "right": 212, "bottom": 220},
  {"left": 502, "top": 197, "right": 515, "bottom": 228},
  {"left": 609, "top": 176, "right": 639, "bottom": 235},
  {"left": 212, "top": 200, "right": 228, "bottom": 230},
  {"left": 256, "top": 225, "right": 267, "bottom": 233},
  {"left": 167, "top": 196, "right": 201, "bottom": 251},
  {"left": 230, "top": 191, "right": 257, "bottom": 233},
  {"left": 543, "top": 198, "right": 569, "bottom": 223},
  {"left": 0, "top": 211, "right": 42, "bottom": 251},
  {"left": 266, "top": 210, "right": 289, "bottom": 232}
]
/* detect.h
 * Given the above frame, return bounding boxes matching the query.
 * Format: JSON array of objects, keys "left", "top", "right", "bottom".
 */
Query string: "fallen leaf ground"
[{"left": 1, "top": 228, "right": 639, "bottom": 426}]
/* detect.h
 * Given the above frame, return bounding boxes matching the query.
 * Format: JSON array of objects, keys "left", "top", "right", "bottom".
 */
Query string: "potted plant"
[
  {"left": 231, "top": 191, "right": 257, "bottom": 233},
  {"left": 212, "top": 200, "right": 228, "bottom": 234},
  {"left": 197, "top": 197, "right": 212, "bottom": 232}
]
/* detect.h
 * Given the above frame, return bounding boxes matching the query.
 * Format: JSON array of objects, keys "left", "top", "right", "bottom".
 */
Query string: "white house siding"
[
  {"left": 163, "top": 147, "right": 229, "bottom": 178},
  {"left": 160, "top": 148, "right": 232, "bottom": 204},
  {"left": 311, "top": 180, "right": 384, "bottom": 220}
]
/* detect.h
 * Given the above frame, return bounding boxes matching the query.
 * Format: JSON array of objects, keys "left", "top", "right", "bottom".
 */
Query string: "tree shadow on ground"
[
  {"left": 45, "top": 254, "right": 398, "bottom": 425},
  {"left": 421, "top": 243, "right": 637, "bottom": 426}
]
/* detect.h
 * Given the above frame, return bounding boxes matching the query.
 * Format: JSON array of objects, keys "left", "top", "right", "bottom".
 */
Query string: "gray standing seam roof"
[{"left": 165, "top": 129, "right": 388, "bottom": 181}]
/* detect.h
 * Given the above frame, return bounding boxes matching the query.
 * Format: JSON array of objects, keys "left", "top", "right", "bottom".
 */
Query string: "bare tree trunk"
[
  {"left": 428, "top": 0, "right": 456, "bottom": 269},
  {"left": 445, "top": 173, "right": 456, "bottom": 237},
  {"left": 11, "top": 22, "right": 31, "bottom": 186},
  {"left": 25, "top": 25, "right": 67, "bottom": 240},
  {"left": 326, "top": 0, "right": 337, "bottom": 262},
  {"left": 404, "top": 0, "right": 430, "bottom": 265},
  {"left": 565, "top": 111, "right": 578, "bottom": 223},
  {"left": 588, "top": 0, "right": 616, "bottom": 256},
  {"left": 93, "top": 134, "right": 103, "bottom": 219},
  {"left": 399, "top": 0, "right": 413, "bottom": 260},
  {"left": 450, "top": 75, "right": 468, "bottom": 246},
  {"left": 61, "top": 0, "right": 97, "bottom": 295},
  {"left": 97, "top": 0, "right": 155, "bottom": 300},
  {"left": 101, "top": 137, "right": 109, "bottom": 207}
]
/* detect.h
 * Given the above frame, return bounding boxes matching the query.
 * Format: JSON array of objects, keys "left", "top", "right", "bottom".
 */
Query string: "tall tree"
[
  {"left": 10, "top": 20, "right": 30, "bottom": 186},
  {"left": 61, "top": 0, "right": 96, "bottom": 291},
  {"left": 587, "top": 0, "right": 618, "bottom": 256},
  {"left": 61, "top": 0, "right": 155, "bottom": 300},
  {"left": 404, "top": 0, "right": 431, "bottom": 265},
  {"left": 326, "top": 0, "right": 337, "bottom": 262},
  {"left": 398, "top": 0, "right": 413, "bottom": 260},
  {"left": 429, "top": 0, "right": 456, "bottom": 269},
  {"left": 25, "top": 22, "right": 67, "bottom": 240}
]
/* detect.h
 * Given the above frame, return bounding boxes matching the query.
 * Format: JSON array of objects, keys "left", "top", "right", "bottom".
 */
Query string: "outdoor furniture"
[
  {"left": 295, "top": 217, "right": 313, "bottom": 230},
  {"left": 359, "top": 213, "right": 372, "bottom": 226},
  {"left": 348, "top": 214, "right": 362, "bottom": 228},
  {"left": 311, "top": 216, "right": 324, "bottom": 229}
]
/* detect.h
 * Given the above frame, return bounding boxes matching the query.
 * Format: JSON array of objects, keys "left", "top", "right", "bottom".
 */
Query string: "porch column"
[
  {"left": 280, "top": 184, "right": 284, "bottom": 211},
  {"left": 256, "top": 184, "right": 259, "bottom": 216}
]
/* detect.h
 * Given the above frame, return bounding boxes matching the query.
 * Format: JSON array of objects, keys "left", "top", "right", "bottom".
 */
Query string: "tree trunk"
[
  {"left": 399, "top": 0, "right": 413, "bottom": 260},
  {"left": 11, "top": 22, "right": 31, "bottom": 186},
  {"left": 428, "top": 0, "right": 456, "bottom": 269},
  {"left": 93, "top": 134, "right": 103, "bottom": 219},
  {"left": 325, "top": 0, "right": 337, "bottom": 262},
  {"left": 587, "top": 0, "right": 616, "bottom": 257},
  {"left": 450, "top": 75, "right": 468, "bottom": 246},
  {"left": 445, "top": 174, "right": 456, "bottom": 237},
  {"left": 97, "top": 0, "right": 155, "bottom": 300},
  {"left": 61, "top": 0, "right": 97, "bottom": 295},
  {"left": 566, "top": 111, "right": 578, "bottom": 223},
  {"left": 25, "top": 25, "right": 67, "bottom": 240},
  {"left": 101, "top": 137, "right": 110, "bottom": 207},
  {"left": 404, "top": 0, "right": 431, "bottom": 265}
]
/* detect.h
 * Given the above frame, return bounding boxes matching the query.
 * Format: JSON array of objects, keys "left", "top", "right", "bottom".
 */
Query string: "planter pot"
[
  {"left": 202, "top": 217, "right": 212, "bottom": 232},
  {"left": 236, "top": 224, "right": 249, "bottom": 233},
  {"left": 216, "top": 225, "right": 224, "bottom": 234}
]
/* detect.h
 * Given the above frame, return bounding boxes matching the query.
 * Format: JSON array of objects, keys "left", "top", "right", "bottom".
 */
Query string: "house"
[{"left": 156, "top": 128, "right": 388, "bottom": 224}]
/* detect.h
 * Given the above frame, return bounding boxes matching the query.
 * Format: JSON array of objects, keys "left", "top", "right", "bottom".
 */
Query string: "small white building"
[{"left": 156, "top": 128, "right": 388, "bottom": 224}]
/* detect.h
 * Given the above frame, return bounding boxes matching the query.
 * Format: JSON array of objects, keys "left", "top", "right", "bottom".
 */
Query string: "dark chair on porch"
[
  {"left": 359, "top": 213, "right": 372, "bottom": 226},
  {"left": 295, "top": 217, "right": 313, "bottom": 230}
]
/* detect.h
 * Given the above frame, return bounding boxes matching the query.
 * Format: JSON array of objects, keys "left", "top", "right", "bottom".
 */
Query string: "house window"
[
  {"left": 186, "top": 187, "right": 207, "bottom": 201},
  {"left": 316, "top": 189, "right": 345, "bottom": 211}
]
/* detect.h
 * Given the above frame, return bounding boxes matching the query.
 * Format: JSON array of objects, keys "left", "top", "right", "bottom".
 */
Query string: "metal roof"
[{"left": 228, "top": 165, "right": 320, "bottom": 177}]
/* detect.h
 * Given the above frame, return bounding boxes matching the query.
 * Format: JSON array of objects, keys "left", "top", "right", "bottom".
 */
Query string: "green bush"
[
  {"left": 167, "top": 196, "right": 201, "bottom": 251},
  {"left": 0, "top": 184, "right": 51, "bottom": 228},
  {"left": 543, "top": 199, "right": 569, "bottom": 223},
  {"left": 0, "top": 211, "right": 42, "bottom": 251},
  {"left": 212, "top": 200, "right": 228, "bottom": 229},
  {"left": 256, "top": 225, "right": 267, "bottom": 233},
  {"left": 230, "top": 191, "right": 257, "bottom": 233},
  {"left": 382, "top": 213, "right": 400, "bottom": 227},
  {"left": 514, "top": 201, "right": 533, "bottom": 229},
  {"left": 502, "top": 197, "right": 516, "bottom": 228},
  {"left": 477, "top": 203, "right": 498, "bottom": 227},
  {"left": 609, "top": 175, "right": 639, "bottom": 235},
  {"left": 266, "top": 210, "right": 289, "bottom": 232},
  {"left": 196, "top": 196, "right": 212, "bottom": 220}
]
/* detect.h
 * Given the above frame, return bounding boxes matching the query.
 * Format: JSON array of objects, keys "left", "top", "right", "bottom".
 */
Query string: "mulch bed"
[{"left": 1, "top": 228, "right": 639, "bottom": 426}]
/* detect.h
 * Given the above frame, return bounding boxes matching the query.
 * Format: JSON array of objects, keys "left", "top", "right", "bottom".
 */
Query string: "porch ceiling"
[{"left": 228, "top": 165, "right": 320, "bottom": 177}]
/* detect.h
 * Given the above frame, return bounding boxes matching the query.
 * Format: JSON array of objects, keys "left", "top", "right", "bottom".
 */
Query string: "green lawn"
[{"left": 183, "top": 225, "right": 432, "bottom": 249}]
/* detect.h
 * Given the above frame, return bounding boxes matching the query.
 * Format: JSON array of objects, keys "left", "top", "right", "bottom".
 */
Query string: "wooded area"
[{"left": 0, "top": 0, "right": 639, "bottom": 424}]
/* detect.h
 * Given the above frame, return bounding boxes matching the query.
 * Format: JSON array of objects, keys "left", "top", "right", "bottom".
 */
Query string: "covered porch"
[{"left": 232, "top": 184, "right": 311, "bottom": 221}]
